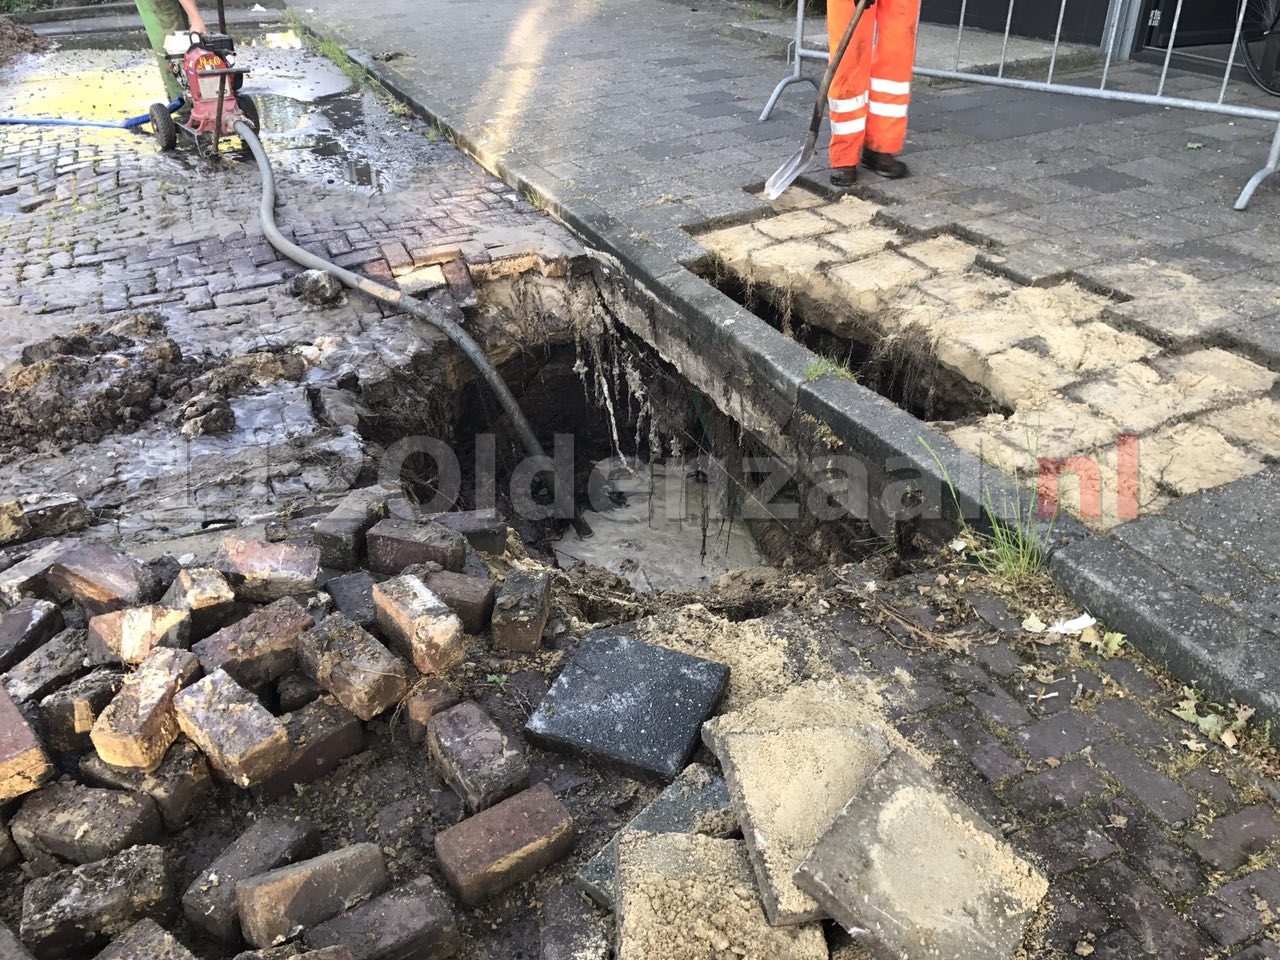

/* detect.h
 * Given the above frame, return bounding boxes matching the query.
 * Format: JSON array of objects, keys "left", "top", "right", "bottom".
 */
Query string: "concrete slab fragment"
[
  {"left": 795, "top": 752, "right": 1048, "bottom": 960},
  {"left": 526, "top": 630, "right": 729, "bottom": 779},
  {"left": 614, "top": 833, "right": 827, "bottom": 960}
]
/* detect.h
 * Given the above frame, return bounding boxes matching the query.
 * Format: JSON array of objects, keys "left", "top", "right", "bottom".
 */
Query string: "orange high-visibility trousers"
[{"left": 827, "top": 0, "right": 920, "bottom": 168}]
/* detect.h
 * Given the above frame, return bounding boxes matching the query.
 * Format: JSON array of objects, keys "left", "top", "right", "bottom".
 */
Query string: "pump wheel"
[
  {"left": 236, "top": 95, "right": 260, "bottom": 136},
  {"left": 149, "top": 103, "right": 177, "bottom": 151}
]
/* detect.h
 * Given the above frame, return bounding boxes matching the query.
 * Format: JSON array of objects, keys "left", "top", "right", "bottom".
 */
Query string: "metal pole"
[
  {"left": 1099, "top": 0, "right": 1124, "bottom": 89},
  {"left": 759, "top": 0, "right": 818, "bottom": 122},
  {"left": 1236, "top": 121, "right": 1280, "bottom": 210},
  {"left": 1219, "top": 0, "right": 1250, "bottom": 105},
  {"left": 217, "top": 0, "right": 227, "bottom": 34},
  {"left": 1156, "top": 0, "right": 1185, "bottom": 97},
  {"left": 954, "top": 0, "right": 969, "bottom": 70},
  {"left": 997, "top": 0, "right": 1016, "bottom": 79},
  {"left": 1046, "top": 0, "right": 1069, "bottom": 84}
]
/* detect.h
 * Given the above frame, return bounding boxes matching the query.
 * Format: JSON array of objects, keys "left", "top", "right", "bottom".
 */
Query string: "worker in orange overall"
[{"left": 827, "top": 0, "right": 920, "bottom": 186}]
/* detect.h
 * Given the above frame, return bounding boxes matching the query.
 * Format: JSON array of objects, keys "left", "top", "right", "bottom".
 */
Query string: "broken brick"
[
  {"left": 298, "top": 614, "right": 408, "bottom": 721},
  {"left": 262, "top": 695, "right": 365, "bottom": 799},
  {"left": 182, "top": 816, "right": 321, "bottom": 943},
  {"left": 322, "top": 571, "right": 377, "bottom": 630},
  {"left": 423, "top": 509, "right": 508, "bottom": 555},
  {"left": 421, "top": 570, "right": 495, "bottom": 634},
  {"left": 215, "top": 539, "right": 321, "bottom": 603},
  {"left": 372, "top": 576, "right": 466, "bottom": 675},
  {"left": 428, "top": 702, "right": 529, "bottom": 812},
  {"left": 232, "top": 947, "right": 353, "bottom": 960},
  {"left": 314, "top": 488, "right": 388, "bottom": 569},
  {"left": 0, "top": 541, "right": 66, "bottom": 607},
  {"left": 192, "top": 597, "right": 313, "bottom": 687},
  {"left": 94, "top": 918, "right": 196, "bottom": 960},
  {"left": 87, "top": 606, "right": 191, "bottom": 665},
  {"left": 10, "top": 783, "right": 162, "bottom": 872},
  {"left": 303, "top": 876, "right": 460, "bottom": 959},
  {"left": 174, "top": 669, "right": 291, "bottom": 788},
  {"left": 491, "top": 570, "right": 551, "bottom": 653},
  {"left": 235, "top": 844, "right": 388, "bottom": 949},
  {"left": 46, "top": 544, "right": 153, "bottom": 616},
  {"left": 277, "top": 669, "right": 322, "bottom": 712},
  {"left": 160, "top": 568, "right": 239, "bottom": 639},
  {"left": 5, "top": 628, "right": 92, "bottom": 702},
  {"left": 0, "top": 598, "right": 63, "bottom": 673},
  {"left": 80, "top": 738, "right": 213, "bottom": 830},
  {"left": 19, "top": 844, "right": 173, "bottom": 959},
  {"left": 16, "top": 496, "right": 92, "bottom": 543},
  {"left": 435, "top": 784, "right": 574, "bottom": 906},
  {"left": 404, "top": 680, "right": 461, "bottom": 743},
  {"left": 366, "top": 520, "right": 465, "bottom": 574},
  {"left": 40, "top": 667, "right": 124, "bottom": 752},
  {"left": 0, "top": 686, "right": 53, "bottom": 801},
  {"left": 91, "top": 648, "right": 200, "bottom": 772}
]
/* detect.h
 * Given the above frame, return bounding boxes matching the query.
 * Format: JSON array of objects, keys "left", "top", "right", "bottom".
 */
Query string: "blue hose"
[{"left": 0, "top": 96, "right": 183, "bottom": 130}]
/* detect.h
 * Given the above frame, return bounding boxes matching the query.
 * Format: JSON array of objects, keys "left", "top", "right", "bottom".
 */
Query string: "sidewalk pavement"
[{"left": 294, "top": 0, "right": 1280, "bottom": 720}]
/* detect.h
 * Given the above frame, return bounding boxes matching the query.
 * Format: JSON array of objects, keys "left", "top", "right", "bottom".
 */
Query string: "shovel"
[{"left": 764, "top": 0, "right": 874, "bottom": 201}]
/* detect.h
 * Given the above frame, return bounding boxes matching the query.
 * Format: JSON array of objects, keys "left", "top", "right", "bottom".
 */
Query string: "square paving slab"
[
  {"left": 525, "top": 629, "right": 729, "bottom": 778},
  {"left": 796, "top": 751, "right": 1048, "bottom": 960}
]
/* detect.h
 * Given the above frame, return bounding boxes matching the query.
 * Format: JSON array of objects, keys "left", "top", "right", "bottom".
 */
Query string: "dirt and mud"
[{"left": 0, "top": 17, "right": 49, "bottom": 68}]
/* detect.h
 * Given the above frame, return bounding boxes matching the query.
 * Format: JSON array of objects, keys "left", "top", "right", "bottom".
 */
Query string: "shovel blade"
[{"left": 763, "top": 145, "right": 813, "bottom": 201}]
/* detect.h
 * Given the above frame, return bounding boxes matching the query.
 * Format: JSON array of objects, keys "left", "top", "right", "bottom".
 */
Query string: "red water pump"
[{"left": 149, "top": 29, "right": 259, "bottom": 157}]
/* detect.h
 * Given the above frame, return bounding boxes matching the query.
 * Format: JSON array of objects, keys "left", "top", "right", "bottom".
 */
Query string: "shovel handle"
[{"left": 807, "top": 0, "right": 874, "bottom": 144}]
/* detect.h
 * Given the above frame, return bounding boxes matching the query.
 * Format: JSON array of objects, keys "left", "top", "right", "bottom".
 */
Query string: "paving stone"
[
  {"left": 174, "top": 669, "right": 291, "bottom": 788},
  {"left": 233, "top": 949, "right": 353, "bottom": 960},
  {"left": 0, "top": 922, "right": 33, "bottom": 959},
  {"left": 40, "top": 668, "right": 124, "bottom": 752},
  {"left": 526, "top": 630, "right": 729, "bottom": 779},
  {"left": 435, "top": 784, "right": 574, "bottom": 906},
  {"left": 403, "top": 680, "right": 461, "bottom": 743},
  {"left": 1228, "top": 942, "right": 1280, "bottom": 960},
  {"left": 1013, "top": 709, "right": 1109, "bottom": 761},
  {"left": 46, "top": 544, "right": 153, "bottom": 616},
  {"left": 576, "top": 762, "right": 733, "bottom": 908},
  {"left": 298, "top": 615, "right": 408, "bottom": 721},
  {"left": 796, "top": 751, "right": 1047, "bottom": 960},
  {"left": 160, "top": 568, "right": 239, "bottom": 640},
  {"left": 182, "top": 816, "right": 322, "bottom": 944},
  {"left": 1084, "top": 859, "right": 1211, "bottom": 959},
  {"left": 1025, "top": 810, "right": 1119, "bottom": 877},
  {"left": 1181, "top": 766, "right": 1236, "bottom": 808},
  {"left": 19, "top": 844, "right": 173, "bottom": 959},
  {"left": 277, "top": 670, "right": 323, "bottom": 713},
  {"left": 80, "top": 738, "right": 213, "bottom": 830},
  {"left": 5, "top": 628, "right": 91, "bottom": 702},
  {"left": 0, "top": 599, "right": 63, "bottom": 673},
  {"left": 615, "top": 833, "right": 827, "bottom": 960},
  {"left": 372, "top": 576, "right": 465, "bottom": 675},
  {"left": 303, "top": 876, "right": 460, "bottom": 959},
  {"left": 366, "top": 520, "right": 465, "bottom": 574},
  {"left": 427, "top": 702, "right": 528, "bottom": 812},
  {"left": 262, "top": 695, "right": 365, "bottom": 799},
  {"left": 322, "top": 572, "right": 377, "bottom": 630},
  {"left": 0, "top": 542, "right": 67, "bottom": 608},
  {"left": 87, "top": 606, "right": 191, "bottom": 666},
  {"left": 1186, "top": 804, "right": 1280, "bottom": 872},
  {"left": 1189, "top": 868, "right": 1280, "bottom": 947},
  {"left": 192, "top": 597, "right": 314, "bottom": 688},
  {"left": 1041, "top": 881, "right": 1111, "bottom": 955},
  {"left": 1094, "top": 698, "right": 1178, "bottom": 757},
  {"left": 314, "top": 489, "right": 389, "bottom": 570},
  {"left": 423, "top": 509, "right": 508, "bottom": 555},
  {"left": 1004, "top": 759, "right": 1110, "bottom": 819},
  {"left": 91, "top": 648, "right": 201, "bottom": 772},
  {"left": 1101, "top": 798, "right": 1205, "bottom": 898},
  {"left": 933, "top": 709, "right": 1027, "bottom": 782},
  {"left": 215, "top": 540, "right": 321, "bottom": 603},
  {"left": 1091, "top": 740, "right": 1198, "bottom": 825},
  {"left": 709, "top": 722, "right": 888, "bottom": 926},
  {"left": 420, "top": 570, "right": 495, "bottom": 634},
  {"left": 236, "top": 844, "right": 388, "bottom": 950},
  {"left": 491, "top": 570, "right": 552, "bottom": 653},
  {"left": 92, "top": 918, "right": 196, "bottom": 959},
  {"left": 10, "top": 782, "right": 161, "bottom": 873},
  {"left": 540, "top": 884, "right": 607, "bottom": 960},
  {"left": 0, "top": 685, "right": 52, "bottom": 801}
]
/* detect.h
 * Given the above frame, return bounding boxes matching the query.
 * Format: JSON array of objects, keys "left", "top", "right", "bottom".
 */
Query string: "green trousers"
[{"left": 135, "top": 0, "right": 189, "bottom": 101}]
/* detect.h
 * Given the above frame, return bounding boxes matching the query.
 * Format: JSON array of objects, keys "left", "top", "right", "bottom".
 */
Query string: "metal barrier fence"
[{"left": 760, "top": 0, "right": 1280, "bottom": 210}]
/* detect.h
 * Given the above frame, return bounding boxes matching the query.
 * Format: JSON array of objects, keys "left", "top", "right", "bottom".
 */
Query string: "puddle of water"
[{"left": 554, "top": 458, "right": 762, "bottom": 592}]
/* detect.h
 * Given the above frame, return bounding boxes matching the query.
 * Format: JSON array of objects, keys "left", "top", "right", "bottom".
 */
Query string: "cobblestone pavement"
[
  {"left": 295, "top": 0, "right": 1280, "bottom": 725},
  {"left": 0, "top": 46, "right": 584, "bottom": 541}
]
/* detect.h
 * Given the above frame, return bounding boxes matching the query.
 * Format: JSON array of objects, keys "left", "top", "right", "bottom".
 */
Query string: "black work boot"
[
  {"left": 862, "top": 149, "right": 909, "bottom": 179},
  {"left": 830, "top": 166, "right": 858, "bottom": 188}
]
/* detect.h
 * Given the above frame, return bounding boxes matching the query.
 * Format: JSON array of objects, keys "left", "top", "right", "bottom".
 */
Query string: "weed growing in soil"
[{"left": 805, "top": 355, "right": 857, "bottom": 382}]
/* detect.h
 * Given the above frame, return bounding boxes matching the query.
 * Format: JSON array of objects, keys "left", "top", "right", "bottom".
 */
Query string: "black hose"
[{"left": 235, "top": 122, "right": 593, "bottom": 537}]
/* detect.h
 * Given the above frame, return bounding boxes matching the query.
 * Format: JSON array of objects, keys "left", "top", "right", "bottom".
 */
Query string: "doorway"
[{"left": 1133, "top": 0, "right": 1248, "bottom": 80}]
